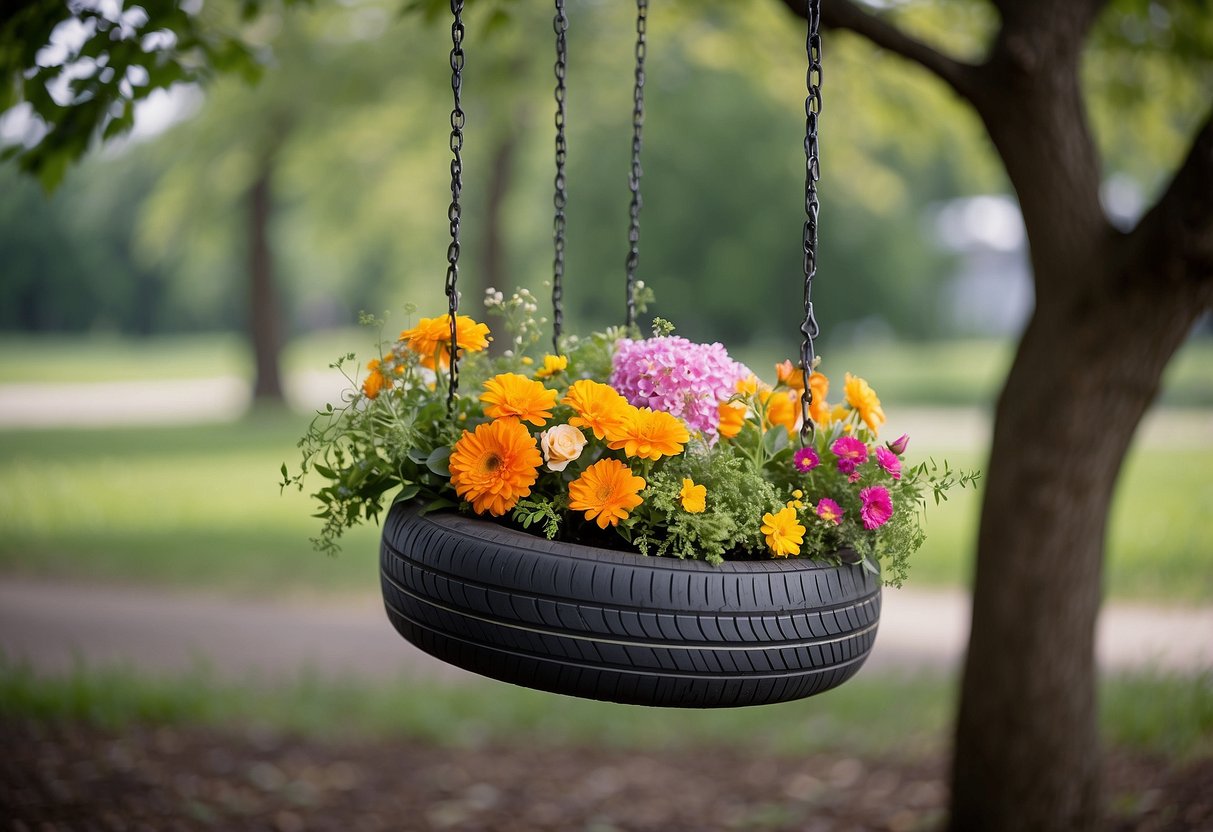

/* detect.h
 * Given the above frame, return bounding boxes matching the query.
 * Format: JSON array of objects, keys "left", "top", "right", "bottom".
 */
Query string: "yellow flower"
[
  {"left": 568, "top": 458, "right": 646, "bottom": 529},
  {"left": 760, "top": 388, "right": 799, "bottom": 437},
  {"left": 735, "top": 375, "right": 759, "bottom": 396},
  {"left": 844, "top": 372, "right": 886, "bottom": 434},
  {"left": 481, "top": 373, "right": 558, "bottom": 427},
  {"left": 562, "top": 379, "right": 631, "bottom": 440},
  {"left": 400, "top": 315, "right": 491, "bottom": 369},
  {"left": 761, "top": 506, "right": 805, "bottom": 558},
  {"left": 607, "top": 407, "right": 690, "bottom": 460},
  {"left": 539, "top": 424, "right": 587, "bottom": 472},
  {"left": 680, "top": 478, "right": 706, "bottom": 513},
  {"left": 775, "top": 360, "right": 805, "bottom": 391},
  {"left": 520, "top": 356, "right": 534, "bottom": 366},
  {"left": 717, "top": 401, "right": 747, "bottom": 440},
  {"left": 534, "top": 354, "right": 568, "bottom": 379},
  {"left": 362, "top": 359, "right": 388, "bottom": 400},
  {"left": 449, "top": 418, "right": 542, "bottom": 516}
]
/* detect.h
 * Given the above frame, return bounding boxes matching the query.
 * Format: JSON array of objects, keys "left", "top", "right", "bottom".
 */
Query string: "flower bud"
[{"left": 887, "top": 433, "right": 910, "bottom": 455}]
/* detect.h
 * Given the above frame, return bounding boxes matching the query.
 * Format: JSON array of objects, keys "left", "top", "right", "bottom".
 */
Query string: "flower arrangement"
[{"left": 283, "top": 287, "right": 977, "bottom": 586}]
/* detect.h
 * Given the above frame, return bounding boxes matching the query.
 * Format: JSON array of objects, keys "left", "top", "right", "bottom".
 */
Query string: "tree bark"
[
  {"left": 248, "top": 158, "right": 285, "bottom": 404},
  {"left": 776, "top": 2, "right": 1213, "bottom": 829}
]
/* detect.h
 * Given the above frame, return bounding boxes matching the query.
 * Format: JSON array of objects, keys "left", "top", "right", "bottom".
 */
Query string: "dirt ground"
[{"left": 3, "top": 719, "right": 1211, "bottom": 832}]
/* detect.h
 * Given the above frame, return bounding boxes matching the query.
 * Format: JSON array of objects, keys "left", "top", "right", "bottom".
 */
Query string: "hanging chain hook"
[
  {"left": 623, "top": 0, "right": 648, "bottom": 331},
  {"left": 798, "top": 0, "right": 823, "bottom": 444},
  {"left": 551, "top": 0, "right": 569, "bottom": 356},
  {"left": 445, "top": 0, "right": 466, "bottom": 414}
]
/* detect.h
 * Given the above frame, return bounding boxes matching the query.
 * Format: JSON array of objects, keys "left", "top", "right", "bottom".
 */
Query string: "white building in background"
[{"left": 932, "top": 177, "right": 1146, "bottom": 338}]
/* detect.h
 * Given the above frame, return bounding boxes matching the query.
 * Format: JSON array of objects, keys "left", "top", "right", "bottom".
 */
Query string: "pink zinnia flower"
[
  {"left": 831, "top": 436, "right": 868, "bottom": 474},
  {"left": 793, "top": 447, "right": 820, "bottom": 472},
  {"left": 859, "top": 486, "right": 893, "bottom": 530},
  {"left": 887, "top": 433, "right": 910, "bottom": 455},
  {"left": 610, "top": 336, "right": 751, "bottom": 442},
  {"left": 816, "top": 498, "right": 843, "bottom": 525},
  {"left": 875, "top": 446, "right": 902, "bottom": 480}
]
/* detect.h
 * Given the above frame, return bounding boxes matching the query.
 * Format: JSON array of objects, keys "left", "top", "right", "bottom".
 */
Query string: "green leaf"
[
  {"left": 394, "top": 483, "right": 421, "bottom": 503},
  {"left": 418, "top": 498, "right": 457, "bottom": 515},
  {"left": 425, "top": 446, "right": 451, "bottom": 477}
]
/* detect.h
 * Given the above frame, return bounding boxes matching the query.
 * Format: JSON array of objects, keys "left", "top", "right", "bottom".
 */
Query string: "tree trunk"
[
  {"left": 481, "top": 121, "right": 519, "bottom": 357},
  {"left": 248, "top": 159, "right": 285, "bottom": 404}
]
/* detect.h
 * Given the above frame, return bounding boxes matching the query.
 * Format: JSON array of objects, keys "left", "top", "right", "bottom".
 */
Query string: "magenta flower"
[
  {"left": 793, "top": 447, "right": 820, "bottom": 472},
  {"left": 875, "top": 446, "right": 902, "bottom": 480},
  {"left": 831, "top": 436, "right": 868, "bottom": 474},
  {"left": 887, "top": 433, "right": 910, "bottom": 455},
  {"left": 610, "top": 336, "right": 751, "bottom": 442},
  {"left": 859, "top": 486, "right": 893, "bottom": 530},
  {"left": 848, "top": 470, "right": 863, "bottom": 483},
  {"left": 816, "top": 498, "right": 843, "bottom": 525}
]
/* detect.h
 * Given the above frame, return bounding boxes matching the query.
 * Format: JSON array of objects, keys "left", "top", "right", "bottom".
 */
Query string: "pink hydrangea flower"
[
  {"left": 859, "top": 486, "right": 893, "bottom": 530},
  {"left": 793, "top": 447, "right": 820, "bottom": 472},
  {"left": 875, "top": 446, "right": 902, "bottom": 480},
  {"left": 816, "top": 498, "right": 843, "bottom": 525},
  {"left": 830, "top": 436, "right": 868, "bottom": 474},
  {"left": 611, "top": 336, "right": 751, "bottom": 442}
]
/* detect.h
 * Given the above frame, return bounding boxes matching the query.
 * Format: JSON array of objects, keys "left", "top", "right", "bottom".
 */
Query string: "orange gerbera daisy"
[
  {"left": 362, "top": 358, "right": 388, "bottom": 399},
  {"left": 562, "top": 379, "right": 631, "bottom": 440},
  {"left": 399, "top": 315, "right": 491, "bottom": 369},
  {"left": 568, "top": 458, "right": 646, "bottom": 529},
  {"left": 448, "top": 418, "right": 542, "bottom": 516},
  {"left": 717, "top": 400, "right": 747, "bottom": 440},
  {"left": 844, "top": 372, "right": 885, "bottom": 434},
  {"left": 606, "top": 407, "right": 690, "bottom": 460},
  {"left": 481, "top": 373, "right": 557, "bottom": 426}
]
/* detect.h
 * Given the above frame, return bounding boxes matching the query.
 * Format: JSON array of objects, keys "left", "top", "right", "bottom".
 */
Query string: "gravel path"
[{"left": 2, "top": 578, "right": 1209, "bottom": 685}]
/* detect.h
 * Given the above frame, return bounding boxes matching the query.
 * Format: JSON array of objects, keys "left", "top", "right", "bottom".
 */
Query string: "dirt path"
[{"left": 2, "top": 578, "right": 1208, "bottom": 684}]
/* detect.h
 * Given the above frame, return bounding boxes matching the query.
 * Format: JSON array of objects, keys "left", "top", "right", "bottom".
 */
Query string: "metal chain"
[
  {"left": 445, "top": 0, "right": 466, "bottom": 413},
  {"left": 551, "top": 0, "right": 569, "bottom": 356},
  {"left": 798, "top": 0, "right": 823, "bottom": 444},
  {"left": 623, "top": 0, "right": 648, "bottom": 330}
]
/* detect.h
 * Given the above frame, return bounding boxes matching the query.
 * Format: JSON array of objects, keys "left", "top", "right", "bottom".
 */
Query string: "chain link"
[
  {"left": 445, "top": 0, "right": 466, "bottom": 413},
  {"left": 624, "top": 0, "right": 647, "bottom": 330},
  {"left": 551, "top": 0, "right": 569, "bottom": 355},
  {"left": 799, "top": 0, "right": 823, "bottom": 444}
]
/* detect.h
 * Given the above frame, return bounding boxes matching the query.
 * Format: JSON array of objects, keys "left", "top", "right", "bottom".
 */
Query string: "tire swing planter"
[
  {"left": 381, "top": 505, "right": 881, "bottom": 708},
  {"left": 378, "top": 0, "right": 879, "bottom": 708}
]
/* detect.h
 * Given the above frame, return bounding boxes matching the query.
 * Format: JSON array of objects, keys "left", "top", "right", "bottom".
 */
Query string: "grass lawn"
[
  {"left": 0, "top": 412, "right": 1209, "bottom": 602},
  {"left": 2, "top": 660, "right": 1209, "bottom": 761}
]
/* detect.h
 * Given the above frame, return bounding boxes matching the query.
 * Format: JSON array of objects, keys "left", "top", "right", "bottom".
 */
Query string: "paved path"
[{"left": 1, "top": 578, "right": 1208, "bottom": 686}]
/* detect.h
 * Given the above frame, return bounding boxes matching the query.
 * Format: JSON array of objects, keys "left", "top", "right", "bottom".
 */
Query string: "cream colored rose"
[{"left": 540, "top": 424, "right": 587, "bottom": 472}]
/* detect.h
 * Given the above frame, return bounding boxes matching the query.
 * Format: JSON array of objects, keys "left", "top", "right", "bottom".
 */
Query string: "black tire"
[{"left": 380, "top": 502, "right": 881, "bottom": 708}]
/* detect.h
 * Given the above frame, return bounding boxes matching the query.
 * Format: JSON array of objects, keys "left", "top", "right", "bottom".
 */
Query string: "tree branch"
[
  {"left": 1130, "top": 110, "right": 1213, "bottom": 280},
  {"left": 777, "top": 0, "right": 982, "bottom": 105}
]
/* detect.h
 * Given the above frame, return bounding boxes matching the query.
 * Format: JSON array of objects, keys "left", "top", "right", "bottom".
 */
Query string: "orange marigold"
[
  {"left": 400, "top": 315, "right": 491, "bottom": 369},
  {"left": 362, "top": 359, "right": 388, "bottom": 399},
  {"left": 448, "top": 418, "right": 542, "bottom": 516},
  {"left": 844, "top": 372, "right": 886, "bottom": 434},
  {"left": 562, "top": 379, "right": 631, "bottom": 440},
  {"left": 481, "top": 373, "right": 557, "bottom": 427},
  {"left": 606, "top": 407, "right": 690, "bottom": 460},
  {"left": 568, "top": 458, "right": 646, "bottom": 529}
]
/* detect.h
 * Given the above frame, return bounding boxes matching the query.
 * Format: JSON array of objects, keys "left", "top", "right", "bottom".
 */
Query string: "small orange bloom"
[
  {"left": 449, "top": 418, "right": 542, "bottom": 516},
  {"left": 568, "top": 458, "right": 646, "bottom": 529},
  {"left": 775, "top": 360, "right": 805, "bottom": 391},
  {"left": 362, "top": 359, "right": 388, "bottom": 399},
  {"left": 562, "top": 379, "right": 631, "bottom": 440},
  {"left": 844, "top": 373, "right": 886, "bottom": 434},
  {"left": 735, "top": 375, "right": 759, "bottom": 396},
  {"left": 400, "top": 315, "right": 491, "bottom": 369},
  {"left": 481, "top": 373, "right": 557, "bottom": 427},
  {"left": 534, "top": 354, "right": 568, "bottom": 379},
  {"left": 606, "top": 407, "right": 690, "bottom": 460},
  {"left": 717, "top": 401, "right": 747, "bottom": 440},
  {"left": 808, "top": 372, "right": 832, "bottom": 426},
  {"left": 760, "top": 388, "right": 799, "bottom": 437}
]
